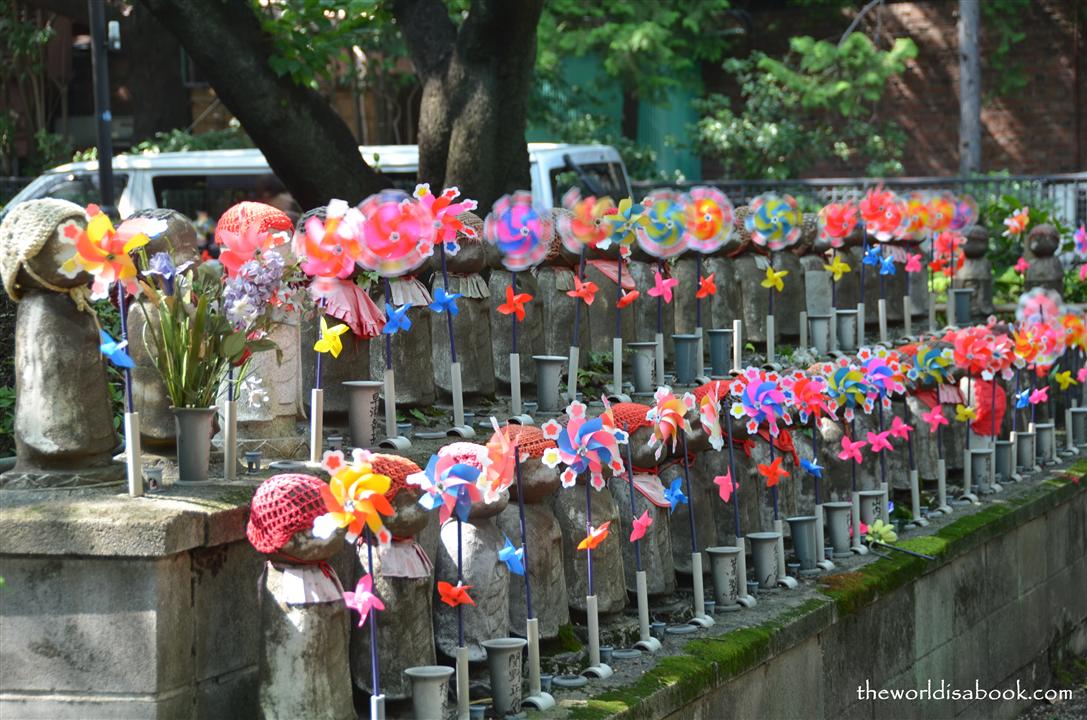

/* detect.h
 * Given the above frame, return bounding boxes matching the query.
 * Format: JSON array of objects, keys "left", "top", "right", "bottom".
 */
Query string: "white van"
[{"left": 2, "top": 143, "right": 632, "bottom": 223}]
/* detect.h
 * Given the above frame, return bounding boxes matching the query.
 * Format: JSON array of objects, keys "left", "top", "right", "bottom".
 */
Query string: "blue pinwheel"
[
  {"left": 498, "top": 535, "right": 526, "bottom": 576},
  {"left": 801, "top": 457, "right": 823, "bottom": 479},
  {"left": 407, "top": 454, "right": 482, "bottom": 524},
  {"left": 862, "top": 245, "right": 882, "bottom": 267},
  {"left": 879, "top": 254, "right": 896, "bottom": 276},
  {"left": 429, "top": 288, "right": 461, "bottom": 316},
  {"left": 99, "top": 329, "right": 135, "bottom": 369},
  {"left": 382, "top": 303, "right": 412, "bottom": 335},
  {"left": 1015, "top": 389, "right": 1031, "bottom": 409},
  {"left": 664, "top": 476, "right": 688, "bottom": 514},
  {"left": 540, "top": 400, "right": 627, "bottom": 490}
]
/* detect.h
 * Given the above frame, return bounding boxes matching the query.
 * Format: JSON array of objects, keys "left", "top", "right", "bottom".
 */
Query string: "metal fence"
[
  {"left": 0, "top": 177, "right": 32, "bottom": 206},
  {"left": 632, "top": 173, "right": 1087, "bottom": 228}
]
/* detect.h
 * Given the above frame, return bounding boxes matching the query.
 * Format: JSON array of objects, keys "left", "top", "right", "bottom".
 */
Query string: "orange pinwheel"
[
  {"left": 617, "top": 289, "right": 640, "bottom": 308},
  {"left": 577, "top": 521, "right": 611, "bottom": 551},
  {"left": 437, "top": 581, "right": 475, "bottom": 607},
  {"left": 312, "top": 449, "right": 394, "bottom": 544},
  {"left": 497, "top": 285, "right": 532, "bottom": 321},
  {"left": 696, "top": 272, "right": 717, "bottom": 299},
  {"left": 757, "top": 456, "right": 788, "bottom": 488},
  {"left": 60, "top": 204, "right": 151, "bottom": 299},
  {"left": 567, "top": 276, "right": 598, "bottom": 305}
]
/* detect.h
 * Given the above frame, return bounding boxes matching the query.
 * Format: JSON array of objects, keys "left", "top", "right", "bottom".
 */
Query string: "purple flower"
[
  {"left": 145, "top": 252, "right": 193, "bottom": 295},
  {"left": 223, "top": 250, "right": 286, "bottom": 329}
]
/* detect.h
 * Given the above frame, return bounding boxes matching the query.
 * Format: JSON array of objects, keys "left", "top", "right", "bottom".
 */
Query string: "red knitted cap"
[
  {"left": 246, "top": 474, "right": 329, "bottom": 554},
  {"left": 215, "top": 201, "right": 293, "bottom": 247},
  {"left": 692, "top": 381, "right": 730, "bottom": 404},
  {"left": 506, "top": 425, "right": 556, "bottom": 458},
  {"left": 369, "top": 453, "right": 422, "bottom": 500},
  {"left": 610, "top": 402, "right": 653, "bottom": 432}
]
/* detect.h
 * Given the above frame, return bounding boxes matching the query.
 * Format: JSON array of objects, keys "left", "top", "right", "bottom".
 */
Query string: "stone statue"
[
  {"left": 1024, "top": 224, "right": 1064, "bottom": 297},
  {"left": 953, "top": 224, "right": 994, "bottom": 318}
]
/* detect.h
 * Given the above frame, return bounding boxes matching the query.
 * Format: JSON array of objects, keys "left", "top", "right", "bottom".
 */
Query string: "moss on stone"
[
  {"left": 934, "top": 503, "right": 1012, "bottom": 542},
  {"left": 553, "top": 623, "right": 583, "bottom": 653},
  {"left": 896, "top": 535, "right": 949, "bottom": 558}
]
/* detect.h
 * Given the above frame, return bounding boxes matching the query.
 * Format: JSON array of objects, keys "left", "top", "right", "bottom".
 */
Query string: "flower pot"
[
  {"left": 969, "top": 447, "right": 993, "bottom": 494},
  {"left": 747, "top": 532, "right": 780, "bottom": 589},
  {"left": 1072, "top": 407, "right": 1087, "bottom": 448},
  {"left": 949, "top": 288, "right": 973, "bottom": 327},
  {"left": 706, "top": 546, "right": 741, "bottom": 607},
  {"left": 785, "top": 515, "right": 819, "bottom": 574},
  {"left": 172, "top": 407, "right": 216, "bottom": 482},
  {"left": 1016, "top": 430, "right": 1037, "bottom": 471},
  {"left": 858, "top": 490, "right": 885, "bottom": 527},
  {"left": 823, "top": 502, "right": 853, "bottom": 558},
  {"left": 1034, "top": 422, "right": 1056, "bottom": 464},
  {"left": 533, "top": 355, "right": 567, "bottom": 412},
  {"left": 482, "top": 637, "right": 527, "bottom": 717},
  {"left": 994, "top": 440, "right": 1014, "bottom": 483},
  {"left": 706, "top": 329, "right": 733, "bottom": 377},
  {"left": 404, "top": 665, "right": 454, "bottom": 720},
  {"left": 343, "top": 381, "right": 383, "bottom": 449},
  {"left": 671, "top": 334, "right": 699, "bottom": 386},
  {"left": 628, "top": 342, "right": 658, "bottom": 394},
  {"left": 835, "top": 310, "right": 858, "bottom": 353},
  {"left": 807, "top": 314, "right": 832, "bottom": 356}
]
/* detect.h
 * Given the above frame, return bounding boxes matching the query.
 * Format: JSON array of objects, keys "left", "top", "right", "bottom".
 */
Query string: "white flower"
[{"left": 312, "top": 513, "right": 339, "bottom": 539}]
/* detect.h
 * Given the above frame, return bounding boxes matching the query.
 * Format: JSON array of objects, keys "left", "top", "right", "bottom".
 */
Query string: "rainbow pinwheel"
[
  {"left": 483, "top": 191, "right": 552, "bottom": 271},
  {"left": 818, "top": 358, "right": 872, "bottom": 421},
  {"left": 1002, "top": 207, "right": 1030, "bottom": 238},
  {"left": 635, "top": 189, "right": 690, "bottom": 259},
  {"left": 698, "top": 384, "right": 725, "bottom": 451},
  {"left": 605, "top": 197, "right": 646, "bottom": 254},
  {"left": 558, "top": 188, "right": 616, "bottom": 254},
  {"left": 949, "top": 195, "right": 978, "bottom": 231},
  {"left": 684, "top": 186, "right": 733, "bottom": 253},
  {"left": 407, "top": 453, "right": 484, "bottom": 524},
  {"left": 59, "top": 204, "right": 152, "bottom": 299},
  {"left": 295, "top": 199, "right": 364, "bottom": 279},
  {"left": 781, "top": 371, "right": 832, "bottom": 425},
  {"left": 907, "top": 344, "right": 955, "bottom": 387},
  {"left": 858, "top": 187, "right": 906, "bottom": 242},
  {"left": 312, "top": 449, "right": 394, "bottom": 544},
  {"left": 901, "top": 192, "right": 932, "bottom": 240},
  {"left": 413, "top": 184, "right": 478, "bottom": 255},
  {"left": 642, "top": 387, "right": 694, "bottom": 460},
  {"left": 818, "top": 201, "right": 858, "bottom": 248},
  {"left": 745, "top": 193, "right": 802, "bottom": 251},
  {"left": 1073, "top": 225, "right": 1087, "bottom": 280},
  {"left": 540, "top": 400, "right": 628, "bottom": 490},
  {"left": 925, "top": 192, "right": 956, "bottom": 234},
  {"left": 356, "top": 190, "right": 436, "bottom": 277},
  {"left": 729, "top": 367, "right": 792, "bottom": 437},
  {"left": 857, "top": 347, "right": 906, "bottom": 410}
]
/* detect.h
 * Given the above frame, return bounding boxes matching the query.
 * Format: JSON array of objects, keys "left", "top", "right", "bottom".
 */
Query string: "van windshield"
[{"left": 550, "top": 162, "right": 630, "bottom": 204}]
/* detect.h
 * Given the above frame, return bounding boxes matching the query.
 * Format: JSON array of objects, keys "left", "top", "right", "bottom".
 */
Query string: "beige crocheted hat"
[{"left": 0, "top": 199, "right": 88, "bottom": 302}]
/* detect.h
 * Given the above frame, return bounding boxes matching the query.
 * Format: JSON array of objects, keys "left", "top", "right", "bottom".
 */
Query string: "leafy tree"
[{"left": 691, "top": 33, "right": 917, "bottom": 179}]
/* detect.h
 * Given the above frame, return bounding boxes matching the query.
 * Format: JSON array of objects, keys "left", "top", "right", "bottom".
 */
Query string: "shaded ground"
[{"left": 1018, "top": 654, "right": 1087, "bottom": 720}]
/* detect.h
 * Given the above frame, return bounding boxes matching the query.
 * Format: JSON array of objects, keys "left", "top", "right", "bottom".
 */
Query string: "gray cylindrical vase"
[
  {"left": 785, "top": 515, "right": 819, "bottom": 574},
  {"left": 404, "top": 665, "right": 454, "bottom": 720},
  {"left": 533, "top": 355, "right": 567, "bottom": 412},
  {"left": 705, "top": 546, "right": 741, "bottom": 607},
  {"left": 706, "top": 329, "right": 733, "bottom": 377},
  {"left": 823, "top": 502, "right": 853, "bottom": 558},
  {"left": 994, "top": 440, "right": 1014, "bottom": 483},
  {"left": 949, "top": 288, "right": 974, "bottom": 327},
  {"left": 747, "top": 532, "right": 780, "bottom": 589},
  {"left": 807, "top": 314, "right": 832, "bottom": 356},
  {"left": 1072, "top": 407, "right": 1087, "bottom": 447},
  {"left": 482, "top": 637, "right": 527, "bottom": 717},
  {"left": 835, "top": 310, "right": 858, "bottom": 353},
  {"left": 628, "top": 342, "right": 658, "bottom": 394},
  {"left": 343, "top": 381, "right": 383, "bottom": 449},
  {"left": 671, "top": 334, "right": 699, "bottom": 385},
  {"left": 858, "top": 490, "right": 885, "bottom": 527},
  {"left": 173, "top": 406, "right": 216, "bottom": 482},
  {"left": 1034, "top": 422, "right": 1056, "bottom": 464},
  {"left": 969, "top": 448, "right": 993, "bottom": 493}
]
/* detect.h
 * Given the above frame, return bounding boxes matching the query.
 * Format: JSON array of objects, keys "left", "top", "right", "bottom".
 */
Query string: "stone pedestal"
[
  {"left": 706, "top": 254, "right": 739, "bottom": 332},
  {"left": 584, "top": 258, "right": 636, "bottom": 353},
  {"left": 774, "top": 252, "right": 805, "bottom": 339},
  {"left": 551, "top": 481, "right": 626, "bottom": 615},
  {"left": 660, "top": 460, "right": 716, "bottom": 576},
  {"left": 497, "top": 503, "right": 569, "bottom": 637}
]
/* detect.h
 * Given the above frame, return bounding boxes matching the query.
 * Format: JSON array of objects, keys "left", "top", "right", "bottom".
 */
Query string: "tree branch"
[{"left": 839, "top": 0, "right": 884, "bottom": 47}]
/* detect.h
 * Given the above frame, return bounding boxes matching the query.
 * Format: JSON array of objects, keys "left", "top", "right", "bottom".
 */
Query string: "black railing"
[{"left": 632, "top": 173, "right": 1087, "bottom": 227}]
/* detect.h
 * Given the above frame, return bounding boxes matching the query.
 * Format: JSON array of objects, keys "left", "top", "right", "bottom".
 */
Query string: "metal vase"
[
  {"left": 785, "top": 516, "right": 819, "bottom": 574},
  {"left": 404, "top": 665, "right": 454, "bottom": 720},
  {"left": 172, "top": 407, "right": 215, "bottom": 483},
  {"left": 343, "top": 381, "right": 383, "bottom": 449},
  {"left": 823, "top": 502, "right": 853, "bottom": 557},
  {"left": 835, "top": 310, "right": 858, "bottom": 353},
  {"left": 1034, "top": 422, "right": 1056, "bottom": 464},
  {"left": 533, "top": 355, "right": 567, "bottom": 412},
  {"left": 706, "top": 329, "right": 733, "bottom": 377},
  {"left": 969, "top": 448, "right": 994, "bottom": 494},
  {"left": 482, "top": 637, "right": 527, "bottom": 717},
  {"left": 671, "top": 334, "right": 699, "bottom": 385},
  {"left": 747, "top": 532, "right": 780, "bottom": 589}
]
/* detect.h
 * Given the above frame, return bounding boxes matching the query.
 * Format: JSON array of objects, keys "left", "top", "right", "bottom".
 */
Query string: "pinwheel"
[
  {"left": 1014, "top": 257, "right": 1030, "bottom": 274},
  {"left": 761, "top": 266, "right": 789, "bottom": 293},
  {"left": 634, "top": 189, "right": 690, "bottom": 259},
  {"left": 758, "top": 456, "right": 788, "bottom": 488},
  {"left": 607, "top": 197, "right": 647, "bottom": 252},
  {"left": 1015, "top": 389, "right": 1032, "bottom": 409},
  {"left": 617, "top": 289, "right": 639, "bottom": 308},
  {"left": 499, "top": 536, "right": 526, "bottom": 576},
  {"left": 858, "top": 187, "right": 906, "bottom": 242},
  {"left": 930, "top": 231, "right": 964, "bottom": 277},
  {"left": 413, "top": 184, "right": 478, "bottom": 255},
  {"left": 867, "top": 430, "right": 893, "bottom": 453},
  {"left": 879, "top": 255, "right": 896, "bottom": 276},
  {"left": 955, "top": 404, "right": 976, "bottom": 423},
  {"left": 314, "top": 317, "right": 350, "bottom": 358},
  {"left": 1030, "top": 386, "right": 1049, "bottom": 405},
  {"left": 664, "top": 477, "right": 688, "bottom": 513},
  {"left": 901, "top": 192, "right": 932, "bottom": 240},
  {"left": 825, "top": 254, "right": 851, "bottom": 282},
  {"left": 438, "top": 581, "right": 475, "bottom": 607},
  {"left": 714, "top": 470, "right": 736, "bottom": 503},
  {"left": 497, "top": 286, "right": 532, "bottom": 321},
  {"left": 647, "top": 270, "right": 678, "bottom": 303},
  {"left": 839, "top": 436, "right": 868, "bottom": 463},
  {"left": 312, "top": 449, "right": 394, "bottom": 544},
  {"left": 407, "top": 454, "right": 483, "bottom": 524},
  {"left": 356, "top": 190, "right": 436, "bottom": 277},
  {"left": 540, "top": 400, "right": 627, "bottom": 490},
  {"left": 429, "top": 287, "right": 461, "bottom": 315},
  {"left": 630, "top": 510, "right": 653, "bottom": 542},
  {"left": 479, "top": 419, "right": 517, "bottom": 504},
  {"left": 645, "top": 387, "right": 695, "bottom": 459},
  {"left": 922, "top": 405, "right": 949, "bottom": 432},
  {"left": 1017, "top": 287, "right": 1063, "bottom": 326},
  {"left": 926, "top": 192, "right": 956, "bottom": 234},
  {"left": 696, "top": 273, "right": 716, "bottom": 299},
  {"left": 745, "top": 193, "right": 802, "bottom": 251},
  {"left": 295, "top": 199, "right": 365, "bottom": 279},
  {"left": 820, "top": 359, "right": 872, "bottom": 421},
  {"left": 781, "top": 372, "right": 831, "bottom": 425},
  {"left": 1054, "top": 370, "right": 1076, "bottom": 391},
  {"left": 698, "top": 386, "right": 725, "bottom": 451},
  {"left": 1074, "top": 225, "right": 1087, "bottom": 281},
  {"left": 559, "top": 189, "right": 616, "bottom": 254},
  {"left": 343, "top": 574, "right": 385, "bottom": 628},
  {"left": 382, "top": 303, "right": 412, "bottom": 334},
  {"left": 59, "top": 204, "right": 151, "bottom": 300},
  {"left": 567, "top": 276, "right": 598, "bottom": 305},
  {"left": 801, "top": 458, "right": 823, "bottom": 478},
  {"left": 577, "top": 522, "right": 611, "bottom": 551},
  {"left": 1002, "top": 207, "right": 1030, "bottom": 238},
  {"left": 684, "top": 187, "right": 733, "bottom": 252},
  {"left": 99, "top": 329, "right": 135, "bottom": 369},
  {"left": 889, "top": 416, "right": 913, "bottom": 441},
  {"left": 729, "top": 367, "right": 792, "bottom": 437},
  {"left": 949, "top": 195, "right": 978, "bottom": 231},
  {"left": 907, "top": 344, "right": 954, "bottom": 387},
  {"left": 818, "top": 201, "right": 858, "bottom": 248},
  {"left": 483, "top": 191, "right": 552, "bottom": 271},
  {"left": 858, "top": 347, "right": 906, "bottom": 410},
  {"left": 862, "top": 245, "right": 882, "bottom": 268},
  {"left": 905, "top": 254, "right": 923, "bottom": 273},
  {"left": 217, "top": 203, "right": 292, "bottom": 278}
]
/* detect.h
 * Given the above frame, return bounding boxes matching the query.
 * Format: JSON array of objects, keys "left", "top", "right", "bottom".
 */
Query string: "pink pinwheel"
[
  {"left": 647, "top": 270, "right": 679, "bottom": 304},
  {"left": 859, "top": 186, "right": 906, "bottom": 242},
  {"left": 479, "top": 419, "right": 519, "bottom": 504},
  {"left": 729, "top": 367, "right": 792, "bottom": 437},
  {"left": 905, "top": 254, "right": 923, "bottom": 273},
  {"left": 406, "top": 453, "right": 484, "bottom": 524},
  {"left": 866, "top": 430, "right": 893, "bottom": 453},
  {"left": 1078, "top": 368, "right": 1087, "bottom": 384},
  {"left": 1014, "top": 257, "right": 1030, "bottom": 274},
  {"left": 1017, "top": 287, "right": 1063, "bottom": 326},
  {"left": 295, "top": 199, "right": 365, "bottom": 279},
  {"left": 781, "top": 371, "right": 831, "bottom": 425},
  {"left": 217, "top": 202, "right": 293, "bottom": 278},
  {"left": 950, "top": 195, "right": 978, "bottom": 231},
  {"left": 714, "top": 470, "right": 737, "bottom": 503},
  {"left": 1029, "top": 386, "right": 1049, "bottom": 405},
  {"left": 1075, "top": 225, "right": 1087, "bottom": 257},
  {"left": 356, "top": 190, "right": 437, "bottom": 277},
  {"left": 413, "top": 184, "right": 477, "bottom": 255},
  {"left": 343, "top": 574, "right": 385, "bottom": 628},
  {"left": 698, "top": 384, "right": 725, "bottom": 451},
  {"left": 857, "top": 347, "right": 906, "bottom": 410},
  {"left": 484, "top": 191, "right": 552, "bottom": 271},
  {"left": 839, "top": 436, "right": 868, "bottom": 463},
  {"left": 818, "top": 201, "right": 858, "bottom": 248},
  {"left": 889, "top": 416, "right": 913, "bottom": 441},
  {"left": 646, "top": 387, "right": 696, "bottom": 460},
  {"left": 922, "top": 405, "right": 949, "bottom": 432},
  {"left": 540, "top": 399, "right": 628, "bottom": 490},
  {"left": 630, "top": 510, "right": 653, "bottom": 542}
]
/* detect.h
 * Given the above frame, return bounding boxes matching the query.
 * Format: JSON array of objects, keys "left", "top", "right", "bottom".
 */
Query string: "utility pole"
[
  {"left": 958, "top": 0, "right": 982, "bottom": 175},
  {"left": 88, "top": 0, "right": 115, "bottom": 214}
]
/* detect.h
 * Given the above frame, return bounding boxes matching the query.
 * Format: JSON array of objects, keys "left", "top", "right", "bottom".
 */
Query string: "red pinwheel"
[
  {"left": 578, "top": 521, "right": 611, "bottom": 551},
  {"left": 696, "top": 273, "right": 717, "bottom": 299},
  {"left": 617, "top": 289, "right": 640, "bottom": 308},
  {"left": 758, "top": 457, "right": 788, "bottom": 488},
  {"left": 413, "top": 184, "right": 477, "bottom": 255},
  {"left": 567, "top": 276, "right": 598, "bottom": 306},
  {"left": 859, "top": 186, "right": 906, "bottom": 242},
  {"left": 818, "top": 201, "right": 858, "bottom": 248},
  {"left": 438, "top": 581, "right": 475, "bottom": 607},
  {"left": 498, "top": 285, "right": 532, "bottom": 321}
]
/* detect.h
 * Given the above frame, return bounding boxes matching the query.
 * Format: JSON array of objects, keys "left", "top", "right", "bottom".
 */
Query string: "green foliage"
[
  {"left": 131, "top": 123, "right": 253, "bottom": 154},
  {"left": 981, "top": 0, "right": 1030, "bottom": 98},
  {"left": 691, "top": 33, "right": 917, "bottom": 179},
  {"left": 0, "top": 385, "right": 14, "bottom": 456}
]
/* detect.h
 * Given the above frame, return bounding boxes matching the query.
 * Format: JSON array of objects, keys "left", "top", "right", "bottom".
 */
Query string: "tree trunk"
[
  {"left": 396, "top": 0, "right": 543, "bottom": 210},
  {"left": 126, "top": 4, "right": 191, "bottom": 143},
  {"left": 138, "top": 0, "right": 388, "bottom": 209},
  {"left": 958, "top": 0, "right": 981, "bottom": 175}
]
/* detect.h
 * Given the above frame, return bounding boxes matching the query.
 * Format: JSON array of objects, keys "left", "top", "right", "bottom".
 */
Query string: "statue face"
[{"left": 276, "top": 526, "right": 347, "bottom": 562}]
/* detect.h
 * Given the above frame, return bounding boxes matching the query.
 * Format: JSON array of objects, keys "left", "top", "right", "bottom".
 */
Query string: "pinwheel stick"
[
  {"left": 680, "top": 431, "right": 698, "bottom": 552},
  {"left": 1012, "top": 369, "right": 1021, "bottom": 435},
  {"left": 621, "top": 427, "right": 642, "bottom": 572},
  {"left": 849, "top": 420, "right": 858, "bottom": 492},
  {"left": 568, "top": 250, "right": 588, "bottom": 402},
  {"left": 769, "top": 443, "right": 780, "bottom": 521},
  {"left": 116, "top": 284, "right": 134, "bottom": 413},
  {"left": 364, "top": 529, "right": 382, "bottom": 700},
  {"left": 584, "top": 479, "right": 595, "bottom": 596},
  {"left": 439, "top": 244, "right": 458, "bottom": 364},
  {"left": 456, "top": 517, "right": 465, "bottom": 647},
  {"left": 117, "top": 283, "right": 143, "bottom": 498},
  {"left": 725, "top": 409, "right": 742, "bottom": 537},
  {"left": 511, "top": 272, "right": 519, "bottom": 354},
  {"left": 811, "top": 425, "right": 821, "bottom": 504},
  {"left": 513, "top": 451, "right": 534, "bottom": 619}
]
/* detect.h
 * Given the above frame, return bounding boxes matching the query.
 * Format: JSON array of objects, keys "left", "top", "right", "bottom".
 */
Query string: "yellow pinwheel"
[
  {"left": 1054, "top": 370, "right": 1077, "bottom": 391},
  {"left": 824, "top": 254, "right": 851, "bottom": 282},
  {"left": 954, "top": 404, "right": 976, "bottom": 423},
  {"left": 314, "top": 317, "right": 350, "bottom": 358},
  {"left": 761, "top": 265, "right": 789, "bottom": 293}
]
